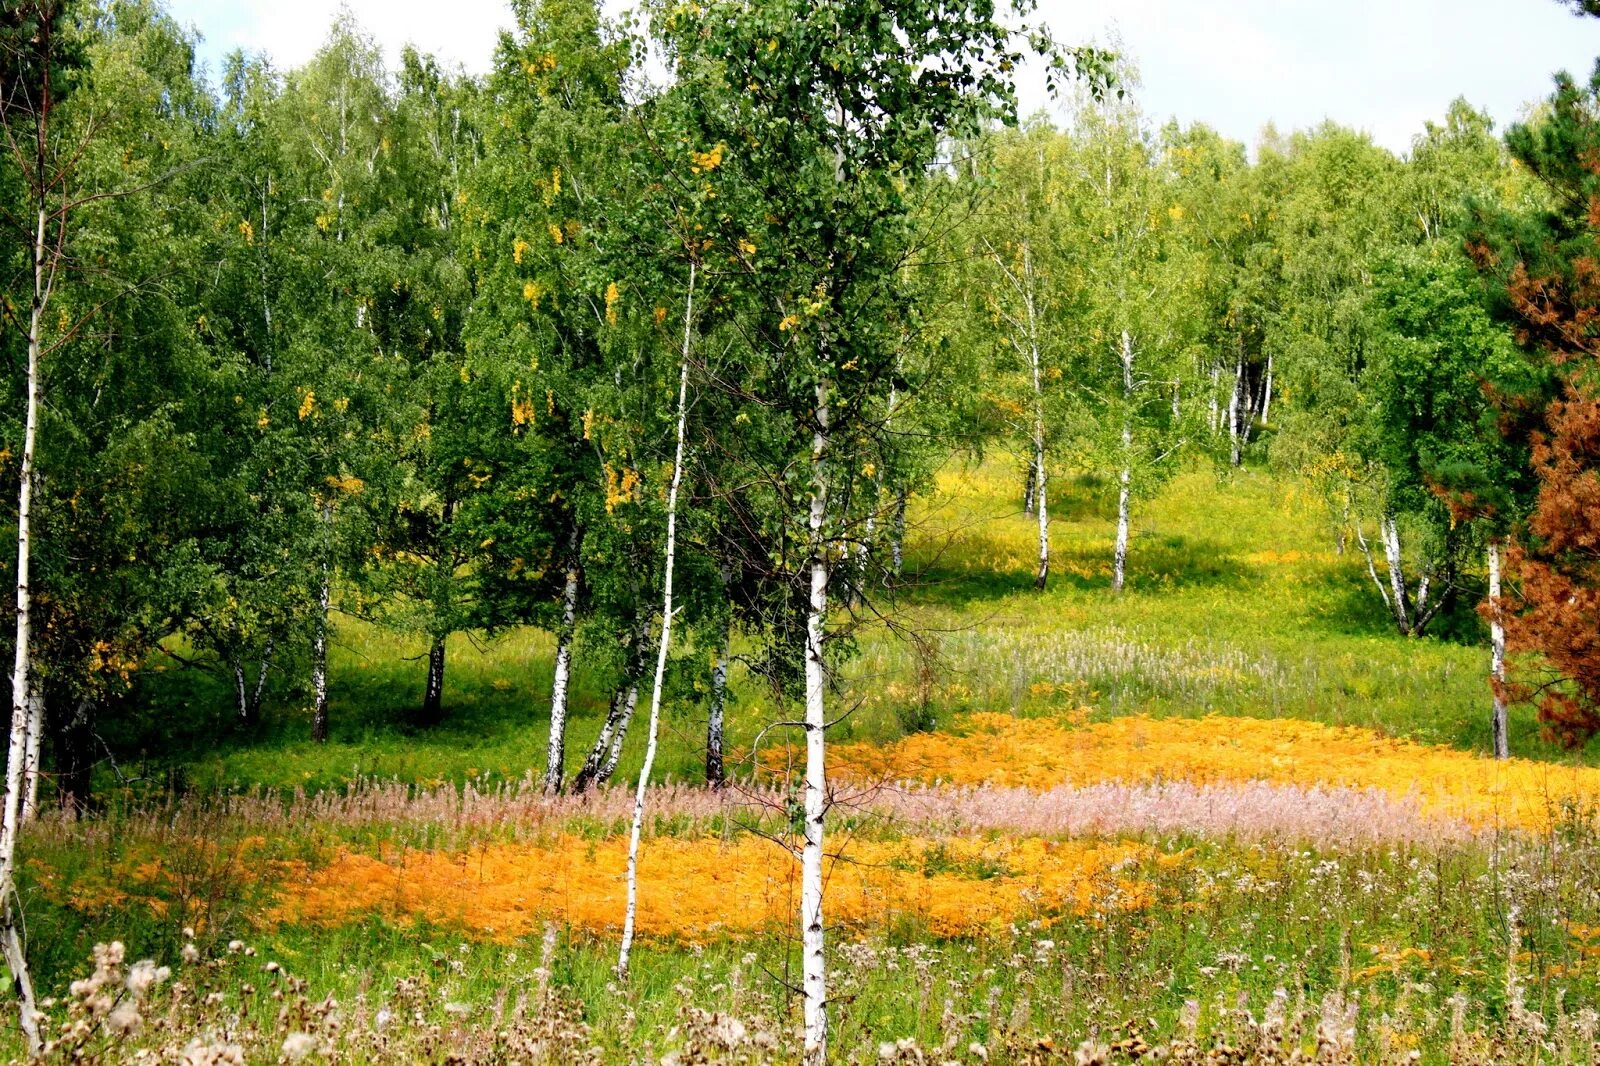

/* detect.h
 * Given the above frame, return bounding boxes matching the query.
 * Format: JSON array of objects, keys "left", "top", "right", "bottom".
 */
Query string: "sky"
[{"left": 163, "top": 0, "right": 1600, "bottom": 155}]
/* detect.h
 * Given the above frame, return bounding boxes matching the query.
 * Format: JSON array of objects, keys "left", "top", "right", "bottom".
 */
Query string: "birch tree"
[
  {"left": 0, "top": 0, "right": 209, "bottom": 1045},
  {"left": 665, "top": 3, "right": 1112, "bottom": 1057},
  {"left": 974, "top": 122, "right": 1074, "bottom": 590},
  {"left": 1058, "top": 83, "right": 1202, "bottom": 591},
  {"left": 466, "top": 0, "right": 631, "bottom": 790}
]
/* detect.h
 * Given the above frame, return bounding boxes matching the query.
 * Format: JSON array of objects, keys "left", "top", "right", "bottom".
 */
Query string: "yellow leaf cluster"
[
  {"left": 521, "top": 52, "right": 558, "bottom": 76},
  {"left": 690, "top": 143, "right": 726, "bottom": 174},
  {"left": 511, "top": 383, "right": 535, "bottom": 428},
  {"left": 513, "top": 237, "right": 530, "bottom": 265},
  {"left": 604, "top": 463, "right": 641, "bottom": 513},
  {"left": 324, "top": 473, "right": 365, "bottom": 496},
  {"left": 605, "top": 281, "right": 621, "bottom": 326}
]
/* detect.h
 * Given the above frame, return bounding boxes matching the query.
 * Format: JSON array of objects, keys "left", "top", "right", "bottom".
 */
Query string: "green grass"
[
  {"left": 116, "top": 458, "right": 1582, "bottom": 803},
  {"left": 22, "top": 461, "right": 1600, "bottom": 1060}
]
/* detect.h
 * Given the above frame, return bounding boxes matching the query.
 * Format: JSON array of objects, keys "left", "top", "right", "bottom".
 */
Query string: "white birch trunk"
[
  {"left": 1259, "top": 353, "right": 1274, "bottom": 425},
  {"left": 1381, "top": 515, "right": 1412, "bottom": 636},
  {"left": 1489, "top": 539, "right": 1509, "bottom": 759},
  {"left": 1113, "top": 330, "right": 1134, "bottom": 593},
  {"left": 618, "top": 265, "right": 695, "bottom": 978},
  {"left": 1208, "top": 359, "right": 1220, "bottom": 435},
  {"left": 20, "top": 692, "right": 41, "bottom": 823},
  {"left": 1023, "top": 246, "right": 1049, "bottom": 591},
  {"left": 544, "top": 555, "right": 580, "bottom": 793},
  {"left": 1, "top": 205, "right": 47, "bottom": 1055},
  {"left": 802, "top": 377, "right": 831, "bottom": 1066},
  {"left": 707, "top": 618, "right": 729, "bottom": 788},
  {"left": 310, "top": 503, "right": 332, "bottom": 743},
  {"left": 1227, "top": 351, "right": 1243, "bottom": 467},
  {"left": 1354, "top": 520, "right": 1394, "bottom": 614},
  {"left": 597, "top": 682, "right": 640, "bottom": 785}
]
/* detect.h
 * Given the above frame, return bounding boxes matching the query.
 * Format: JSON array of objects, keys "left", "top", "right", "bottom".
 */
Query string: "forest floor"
[{"left": 20, "top": 461, "right": 1600, "bottom": 1063}]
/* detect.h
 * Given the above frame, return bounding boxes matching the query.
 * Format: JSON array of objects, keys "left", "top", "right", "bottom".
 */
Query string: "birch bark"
[
  {"left": 544, "top": 545, "right": 580, "bottom": 793},
  {"left": 1489, "top": 539, "right": 1509, "bottom": 759},
  {"left": 1113, "top": 330, "right": 1134, "bottom": 592},
  {"left": 801, "top": 377, "right": 830, "bottom": 1066},
  {"left": 310, "top": 503, "right": 333, "bottom": 743},
  {"left": 618, "top": 264, "right": 695, "bottom": 977},
  {"left": 0, "top": 204, "right": 48, "bottom": 1056}
]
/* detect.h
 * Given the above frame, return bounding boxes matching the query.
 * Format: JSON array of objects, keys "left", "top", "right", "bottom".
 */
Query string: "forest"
[{"left": 4, "top": 0, "right": 1600, "bottom": 1061}]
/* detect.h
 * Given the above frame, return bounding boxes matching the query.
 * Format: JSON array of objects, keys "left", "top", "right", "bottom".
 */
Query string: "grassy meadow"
[{"left": 23, "top": 461, "right": 1600, "bottom": 1063}]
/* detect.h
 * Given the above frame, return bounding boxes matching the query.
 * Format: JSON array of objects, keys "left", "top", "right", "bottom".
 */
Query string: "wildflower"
[
  {"left": 107, "top": 1000, "right": 141, "bottom": 1034},
  {"left": 125, "top": 960, "right": 169, "bottom": 997},
  {"left": 280, "top": 1032, "right": 317, "bottom": 1062}
]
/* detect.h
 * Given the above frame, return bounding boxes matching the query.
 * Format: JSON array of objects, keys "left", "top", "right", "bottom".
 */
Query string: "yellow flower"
[
  {"left": 297, "top": 389, "right": 315, "bottom": 421},
  {"left": 513, "top": 237, "right": 530, "bottom": 264},
  {"left": 548, "top": 223, "right": 564, "bottom": 245},
  {"left": 522, "top": 280, "right": 545, "bottom": 308},
  {"left": 604, "top": 281, "right": 620, "bottom": 325}
]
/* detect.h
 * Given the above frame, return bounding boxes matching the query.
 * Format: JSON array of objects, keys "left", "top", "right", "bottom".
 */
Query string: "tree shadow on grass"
[{"left": 900, "top": 529, "right": 1261, "bottom": 611}]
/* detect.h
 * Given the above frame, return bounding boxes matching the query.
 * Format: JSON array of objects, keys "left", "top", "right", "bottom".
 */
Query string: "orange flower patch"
[
  {"left": 276, "top": 834, "right": 1156, "bottom": 943},
  {"left": 817, "top": 712, "right": 1600, "bottom": 830}
]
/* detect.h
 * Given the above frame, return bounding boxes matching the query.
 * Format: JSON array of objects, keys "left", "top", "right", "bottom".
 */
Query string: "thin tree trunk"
[
  {"left": 707, "top": 616, "right": 730, "bottom": 788},
  {"left": 1113, "top": 331, "right": 1135, "bottom": 593},
  {"left": 597, "top": 680, "right": 640, "bottom": 785},
  {"left": 619, "top": 265, "right": 695, "bottom": 977},
  {"left": 1022, "top": 464, "right": 1035, "bottom": 516},
  {"left": 801, "top": 375, "right": 831, "bottom": 1066},
  {"left": 572, "top": 686, "right": 628, "bottom": 793},
  {"left": 1489, "top": 538, "right": 1508, "bottom": 759},
  {"left": 1381, "top": 515, "right": 1412, "bottom": 636},
  {"left": 233, "top": 639, "right": 275, "bottom": 723},
  {"left": 20, "top": 691, "right": 41, "bottom": 824},
  {"left": 310, "top": 503, "right": 332, "bottom": 744},
  {"left": 1, "top": 205, "right": 47, "bottom": 1054},
  {"left": 890, "top": 488, "right": 907, "bottom": 579},
  {"left": 1259, "top": 352, "right": 1274, "bottom": 424},
  {"left": 1024, "top": 248, "right": 1049, "bottom": 591},
  {"left": 421, "top": 636, "right": 446, "bottom": 724},
  {"left": 544, "top": 543, "right": 580, "bottom": 793},
  {"left": 251, "top": 642, "right": 273, "bottom": 718},
  {"left": 1227, "top": 349, "right": 1244, "bottom": 467},
  {"left": 1208, "top": 358, "right": 1221, "bottom": 435},
  {"left": 1354, "top": 520, "right": 1394, "bottom": 616},
  {"left": 573, "top": 622, "right": 649, "bottom": 793}
]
